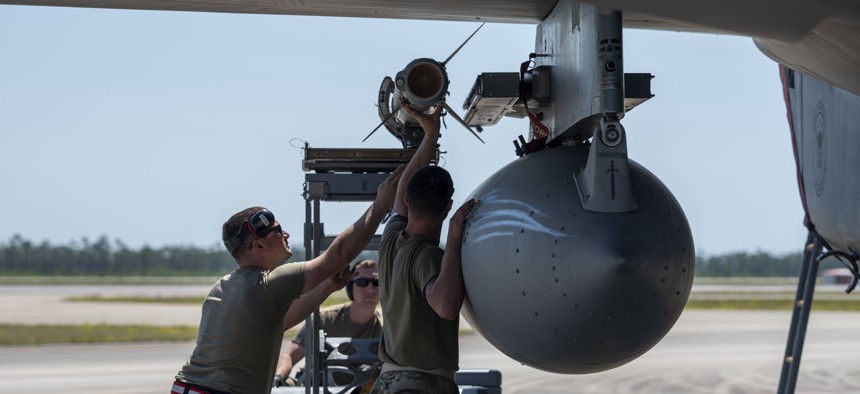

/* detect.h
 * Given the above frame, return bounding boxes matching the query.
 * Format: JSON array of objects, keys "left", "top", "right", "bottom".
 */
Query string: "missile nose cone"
[{"left": 396, "top": 58, "right": 449, "bottom": 108}]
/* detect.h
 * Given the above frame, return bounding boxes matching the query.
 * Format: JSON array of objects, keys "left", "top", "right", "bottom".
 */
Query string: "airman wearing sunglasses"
[
  {"left": 273, "top": 259, "right": 382, "bottom": 387},
  {"left": 173, "top": 167, "right": 403, "bottom": 394},
  {"left": 371, "top": 104, "right": 476, "bottom": 394}
]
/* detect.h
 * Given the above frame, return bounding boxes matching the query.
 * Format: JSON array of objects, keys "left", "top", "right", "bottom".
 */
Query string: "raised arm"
[
  {"left": 302, "top": 165, "right": 403, "bottom": 293},
  {"left": 425, "top": 199, "right": 475, "bottom": 320},
  {"left": 393, "top": 103, "right": 443, "bottom": 217},
  {"left": 284, "top": 267, "right": 353, "bottom": 328}
]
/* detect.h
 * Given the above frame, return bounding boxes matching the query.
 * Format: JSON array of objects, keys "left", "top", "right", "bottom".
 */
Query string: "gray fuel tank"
[{"left": 461, "top": 145, "right": 695, "bottom": 374}]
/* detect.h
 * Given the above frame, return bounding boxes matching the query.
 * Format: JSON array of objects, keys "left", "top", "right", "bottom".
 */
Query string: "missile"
[{"left": 364, "top": 24, "right": 485, "bottom": 147}]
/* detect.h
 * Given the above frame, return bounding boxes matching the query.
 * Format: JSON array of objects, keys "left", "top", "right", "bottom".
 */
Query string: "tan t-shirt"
[
  {"left": 377, "top": 215, "right": 459, "bottom": 371},
  {"left": 177, "top": 261, "right": 306, "bottom": 394},
  {"left": 292, "top": 302, "right": 383, "bottom": 344}
]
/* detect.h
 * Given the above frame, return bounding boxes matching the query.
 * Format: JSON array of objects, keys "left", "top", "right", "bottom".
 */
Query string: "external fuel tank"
[{"left": 461, "top": 145, "right": 695, "bottom": 374}]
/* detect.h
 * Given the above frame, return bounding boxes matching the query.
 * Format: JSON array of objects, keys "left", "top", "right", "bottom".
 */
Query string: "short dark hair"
[
  {"left": 222, "top": 206, "right": 266, "bottom": 255},
  {"left": 406, "top": 166, "right": 454, "bottom": 218},
  {"left": 353, "top": 259, "right": 377, "bottom": 271}
]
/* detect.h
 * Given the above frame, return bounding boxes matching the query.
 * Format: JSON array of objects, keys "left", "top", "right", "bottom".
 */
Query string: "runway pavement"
[
  {"left": 2, "top": 285, "right": 860, "bottom": 393},
  {"left": 0, "top": 284, "right": 209, "bottom": 326}
]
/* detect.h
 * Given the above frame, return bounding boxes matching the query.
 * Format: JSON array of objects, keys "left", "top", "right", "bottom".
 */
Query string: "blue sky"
[{"left": 0, "top": 5, "right": 807, "bottom": 256}]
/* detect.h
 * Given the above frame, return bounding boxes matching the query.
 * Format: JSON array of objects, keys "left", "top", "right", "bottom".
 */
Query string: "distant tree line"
[
  {"left": 0, "top": 234, "right": 296, "bottom": 276},
  {"left": 696, "top": 251, "right": 805, "bottom": 277},
  {"left": 0, "top": 234, "right": 824, "bottom": 277}
]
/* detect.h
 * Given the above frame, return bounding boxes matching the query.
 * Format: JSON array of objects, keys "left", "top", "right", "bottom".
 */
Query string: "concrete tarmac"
[
  {"left": 0, "top": 284, "right": 209, "bottom": 326},
  {"left": 2, "top": 285, "right": 860, "bottom": 393}
]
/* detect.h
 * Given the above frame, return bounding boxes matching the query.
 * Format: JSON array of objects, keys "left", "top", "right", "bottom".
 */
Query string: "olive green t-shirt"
[
  {"left": 292, "top": 302, "right": 383, "bottom": 345},
  {"left": 177, "top": 262, "right": 306, "bottom": 394},
  {"left": 377, "top": 215, "right": 459, "bottom": 371}
]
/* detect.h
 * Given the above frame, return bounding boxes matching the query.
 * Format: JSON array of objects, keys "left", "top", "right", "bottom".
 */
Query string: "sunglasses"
[
  {"left": 224, "top": 209, "right": 282, "bottom": 254},
  {"left": 255, "top": 223, "right": 282, "bottom": 238},
  {"left": 353, "top": 277, "right": 379, "bottom": 288}
]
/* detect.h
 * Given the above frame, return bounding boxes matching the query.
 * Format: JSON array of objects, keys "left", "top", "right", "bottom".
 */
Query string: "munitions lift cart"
[
  {"left": 301, "top": 146, "right": 438, "bottom": 394},
  {"left": 297, "top": 145, "right": 500, "bottom": 394}
]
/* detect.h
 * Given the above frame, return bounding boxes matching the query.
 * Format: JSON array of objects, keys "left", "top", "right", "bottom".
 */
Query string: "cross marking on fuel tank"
[{"left": 607, "top": 160, "right": 618, "bottom": 199}]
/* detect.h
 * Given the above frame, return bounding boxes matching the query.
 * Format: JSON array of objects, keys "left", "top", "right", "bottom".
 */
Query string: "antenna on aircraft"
[{"left": 364, "top": 23, "right": 485, "bottom": 148}]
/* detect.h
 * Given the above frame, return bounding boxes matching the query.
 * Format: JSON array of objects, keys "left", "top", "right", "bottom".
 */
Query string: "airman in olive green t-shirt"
[{"left": 371, "top": 104, "right": 476, "bottom": 394}]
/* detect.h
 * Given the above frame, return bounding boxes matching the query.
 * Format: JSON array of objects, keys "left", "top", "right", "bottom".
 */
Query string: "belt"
[{"left": 170, "top": 380, "right": 233, "bottom": 394}]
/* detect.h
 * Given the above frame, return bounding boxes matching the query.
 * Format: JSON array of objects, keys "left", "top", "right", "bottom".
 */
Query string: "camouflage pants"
[{"left": 370, "top": 370, "right": 458, "bottom": 394}]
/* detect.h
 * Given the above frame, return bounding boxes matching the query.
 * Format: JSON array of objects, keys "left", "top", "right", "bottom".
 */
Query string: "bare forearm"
[
  {"left": 304, "top": 202, "right": 388, "bottom": 291},
  {"left": 427, "top": 199, "right": 475, "bottom": 320},
  {"left": 402, "top": 138, "right": 437, "bottom": 190},
  {"left": 326, "top": 201, "right": 387, "bottom": 266},
  {"left": 394, "top": 129, "right": 440, "bottom": 215},
  {"left": 276, "top": 343, "right": 305, "bottom": 377},
  {"left": 426, "top": 244, "right": 465, "bottom": 320},
  {"left": 275, "top": 352, "right": 295, "bottom": 377},
  {"left": 285, "top": 284, "right": 333, "bottom": 328},
  {"left": 408, "top": 132, "right": 439, "bottom": 175}
]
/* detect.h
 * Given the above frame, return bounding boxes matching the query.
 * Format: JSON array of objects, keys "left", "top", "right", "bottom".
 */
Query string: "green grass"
[
  {"left": 0, "top": 276, "right": 222, "bottom": 285},
  {"left": 63, "top": 291, "right": 351, "bottom": 306},
  {"left": 60, "top": 285, "right": 860, "bottom": 312},
  {"left": 685, "top": 299, "right": 860, "bottom": 311},
  {"left": 1, "top": 301, "right": 854, "bottom": 346},
  {"left": 0, "top": 322, "right": 464, "bottom": 346},
  {"left": 5, "top": 276, "right": 856, "bottom": 346},
  {"left": 692, "top": 276, "right": 800, "bottom": 285},
  {"left": 64, "top": 295, "right": 204, "bottom": 304},
  {"left": 1, "top": 275, "right": 807, "bottom": 286},
  {"left": 0, "top": 324, "right": 305, "bottom": 346},
  {"left": 0, "top": 324, "right": 199, "bottom": 345}
]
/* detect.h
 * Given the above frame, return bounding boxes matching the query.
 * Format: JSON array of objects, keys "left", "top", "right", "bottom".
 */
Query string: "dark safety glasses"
[
  {"left": 353, "top": 277, "right": 379, "bottom": 288},
  {"left": 257, "top": 224, "right": 282, "bottom": 239}
]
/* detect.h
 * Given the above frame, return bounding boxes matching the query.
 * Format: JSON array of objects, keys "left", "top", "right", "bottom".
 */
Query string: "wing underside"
[
  {"left": 5, "top": 0, "right": 860, "bottom": 95},
  {"left": 1, "top": 0, "right": 854, "bottom": 37}
]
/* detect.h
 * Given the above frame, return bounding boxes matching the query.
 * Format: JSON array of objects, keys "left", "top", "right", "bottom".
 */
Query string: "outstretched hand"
[
  {"left": 375, "top": 164, "right": 405, "bottom": 210},
  {"left": 402, "top": 100, "right": 443, "bottom": 136},
  {"left": 447, "top": 199, "right": 476, "bottom": 246},
  {"left": 324, "top": 266, "right": 357, "bottom": 294}
]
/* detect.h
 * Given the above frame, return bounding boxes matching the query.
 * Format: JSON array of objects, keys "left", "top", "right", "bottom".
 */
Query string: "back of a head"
[
  {"left": 222, "top": 206, "right": 265, "bottom": 256},
  {"left": 406, "top": 166, "right": 454, "bottom": 219}
]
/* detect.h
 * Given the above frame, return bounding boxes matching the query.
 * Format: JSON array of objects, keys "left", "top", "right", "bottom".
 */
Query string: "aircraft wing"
[
  {"left": 0, "top": 0, "right": 849, "bottom": 38},
  {"left": 0, "top": 0, "right": 558, "bottom": 23},
  {"left": 4, "top": 0, "right": 859, "bottom": 94}
]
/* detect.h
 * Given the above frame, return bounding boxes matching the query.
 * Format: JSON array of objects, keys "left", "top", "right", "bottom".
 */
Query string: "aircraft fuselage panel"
[{"left": 787, "top": 69, "right": 860, "bottom": 254}]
